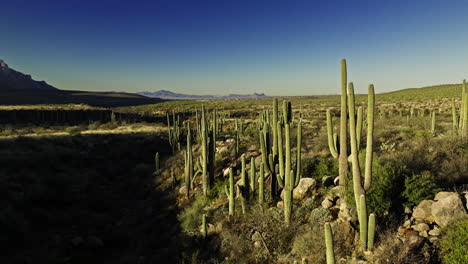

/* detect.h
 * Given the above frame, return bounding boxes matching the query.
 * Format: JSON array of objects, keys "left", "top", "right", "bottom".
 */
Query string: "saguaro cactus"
[
  {"left": 201, "top": 214, "right": 207, "bottom": 238},
  {"left": 224, "top": 168, "right": 235, "bottom": 217},
  {"left": 258, "top": 161, "right": 264, "bottom": 204},
  {"left": 154, "top": 152, "right": 160, "bottom": 173},
  {"left": 348, "top": 83, "right": 376, "bottom": 251},
  {"left": 250, "top": 157, "right": 256, "bottom": 195},
  {"left": 326, "top": 59, "right": 348, "bottom": 189},
  {"left": 324, "top": 223, "right": 335, "bottom": 264},
  {"left": 368, "top": 213, "right": 376, "bottom": 250}
]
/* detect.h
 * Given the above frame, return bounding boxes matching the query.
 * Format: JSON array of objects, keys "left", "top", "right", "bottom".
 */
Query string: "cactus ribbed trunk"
[
  {"left": 359, "top": 194, "right": 368, "bottom": 250},
  {"left": 339, "top": 59, "right": 348, "bottom": 190},
  {"left": 259, "top": 162, "right": 264, "bottom": 204},
  {"left": 224, "top": 168, "right": 235, "bottom": 217},
  {"left": 348, "top": 83, "right": 365, "bottom": 208},
  {"left": 364, "top": 85, "right": 374, "bottom": 191},
  {"left": 368, "top": 213, "right": 376, "bottom": 250},
  {"left": 324, "top": 223, "right": 335, "bottom": 264}
]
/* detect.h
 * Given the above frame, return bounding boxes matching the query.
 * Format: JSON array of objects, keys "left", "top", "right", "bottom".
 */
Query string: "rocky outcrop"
[
  {"left": 412, "top": 192, "right": 467, "bottom": 228},
  {"left": 0, "top": 59, "right": 57, "bottom": 91}
]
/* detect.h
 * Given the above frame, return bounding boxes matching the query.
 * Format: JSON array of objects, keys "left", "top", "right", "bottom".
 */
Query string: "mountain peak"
[{"left": 0, "top": 59, "right": 57, "bottom": 91}]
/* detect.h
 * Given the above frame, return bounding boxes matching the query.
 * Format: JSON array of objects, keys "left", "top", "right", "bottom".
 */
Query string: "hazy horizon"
[{"left": 2, "top": 0, "right": 468, "bottom": 96}]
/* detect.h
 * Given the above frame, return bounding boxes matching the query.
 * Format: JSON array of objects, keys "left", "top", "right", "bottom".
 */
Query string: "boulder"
[
  {"left": 434, "top": 192, "right": 454, "bottom": 201},
  {"left": 294, "top": 178, "right": 317, "bottom": 200},
  {"left": 412, "top": 223, "right": 430, "bottom": 232},
  {"left": 412, "top": 200, "right": 435, "bottom": 223},
  {"left": 428, "top": 227, "right": 441, "bottom": 237},
  {"left": 281, "top": 178, "right": 317, "bottom": 201},
  {"left": 431, "top": 193, "right": 467, "bottom": 227},
  {"left": 321, "top": 196, "right": 334, "bottom": 209}
]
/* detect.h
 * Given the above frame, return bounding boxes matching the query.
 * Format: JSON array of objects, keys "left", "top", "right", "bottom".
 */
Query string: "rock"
[
  {"left": 277, "top": 201, "right": 284, "bottom": 208},
  {"left": 412, "top": 223, "right": 430, "bottom": 232},
  {"left": 404, "top": 207, "right": 413, "bottom": 215},
  {"left": 429, "top": 237, "right": 439, "bottom": 244},
  {"left": 223, "top": 168, "right": 230, "bottom": 177},
  {"left": 330, "top": 186, "right": 343, "bottom": 196},
  {"left": 321, "top": 176, "right": 334, "bottom": 187},
  {"left": 431, "top": 193, "right": 467, "bottom": 227},
  {"left": 403, "top": 220, "right": 411, "bottom": 227},
  {"left": 321, "top": 196, "right": 334, "bottom": 209},
  {"left": 464, "top": 191, "right": 468, "bottom": 210},
  {"left": 428, "top": 227, "right": 441, "bottom": 237},
  {"left": 434, "top": 192, "right": 453, "bottom": 201},
  {"left": 253, "top": 241, "right": 262, "bottom": 248},
  {"left": 178, "top": 185, "right": 187, "bottom": 195},
  {"left": 70, "top": 236, "right": 84, "bottom": 247},
  {"left": 293, "top": 178, "right": 317, "bottom": 200},
  {"left": 413, "top": 200, "right": 435, "bottom": 223},
  {"left": 406, "top": 233, "right": 424, "bottom": 248},
  {"left": 419, "top": 231, "right": 428, "bottom": 238},
  {"left": 309, "top": 207, "right": 332, "bottom": 224},
  {"left": 216, "top": 146, "right": 229, "bottom": 154}
]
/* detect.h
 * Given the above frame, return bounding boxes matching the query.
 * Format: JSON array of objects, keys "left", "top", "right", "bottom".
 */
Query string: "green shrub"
[
  {"left": 402, "top": 171, "right": 439, "bottom": 208},
  {"left": 307, "top": 156, "right": 338, "bottom": 180},
  {"left": 438, "top": 218, "right": 468, "bottom": 264},
  {"left": 178, "top": 195, "right": 208, "bottom": 235},
  {"left": 346, "top": 153, "right": 408, "bottom": 217}
]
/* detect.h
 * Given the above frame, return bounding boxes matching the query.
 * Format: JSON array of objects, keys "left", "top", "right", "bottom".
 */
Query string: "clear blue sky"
[{"left": 1, "top": 0, "right": 468, "bottom": 95}]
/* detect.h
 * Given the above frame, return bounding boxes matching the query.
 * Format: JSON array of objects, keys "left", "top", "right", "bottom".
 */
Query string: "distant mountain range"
[
  {"left": 0, "top": 59, "right": 58, "bottom": 91},
  {"left": 138, "top": 90, "right": 268, "bottom": 100}
]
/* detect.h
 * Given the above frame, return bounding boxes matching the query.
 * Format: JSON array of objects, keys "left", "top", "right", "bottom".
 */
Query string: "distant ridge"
[
  {"left": 0, "top": 59, "right": 58, "bottom": 91},
  {"left": 138, "top": 90, "right": 268, "bottom": 100},
  {"left": 378, "top": 83, "right": 462, "bottom": 100}
]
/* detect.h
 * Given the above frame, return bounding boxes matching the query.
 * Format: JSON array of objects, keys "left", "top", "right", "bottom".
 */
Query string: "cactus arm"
[
  {"left": 326, "top": 109, "right": 339, "bottom": 158},
  {"left": 277, "top": 121, "right": 285, "bottom": 180},
  {"left": 356, "top": 106, "right": 363, "bottom": 150},
  {"left": 368, "top": 213, "right": 376, "bottom": 251},
  {"left": 324, "top": 223, "right": 335, "bottom": 264},
  {"left": 359, "top": 194, "right": 368, "bottom": 250},
  {"left": 295, "top": 120, "right": 302, "bottom": 187},
  {"left": 348, "top": 83, "right": 364, "bottom": 207}
]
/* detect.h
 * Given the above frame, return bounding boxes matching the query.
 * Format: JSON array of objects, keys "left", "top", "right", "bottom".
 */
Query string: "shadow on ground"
[{"left": 0, "top": 133, "right": 221, "bottom": 264}]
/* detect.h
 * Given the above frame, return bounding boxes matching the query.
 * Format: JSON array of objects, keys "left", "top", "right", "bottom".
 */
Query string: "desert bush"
[
  {"left": 178, "top": 194, "right": 208, "bottom": 235},
  {"left": 305, "top": 156, "right": 338, "bottom": 180},
  {"left": 346, "top": 153, "right": 408, "bottom": 218},
  {"left": 402, "top": 171, "right": 439, "bottom": 208},
  {"left": 438, "top": 218, "right": 468, "bottom": 264}
]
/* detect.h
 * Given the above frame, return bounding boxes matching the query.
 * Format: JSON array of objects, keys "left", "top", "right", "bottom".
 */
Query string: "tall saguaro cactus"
[{"left": 326, "top": 59, "right": 348, "bottom": 190}]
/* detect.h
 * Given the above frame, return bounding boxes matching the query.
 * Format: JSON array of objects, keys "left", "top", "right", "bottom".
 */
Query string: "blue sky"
[{"left": 1, "top": 0, "right": 468, "bottom": 95}]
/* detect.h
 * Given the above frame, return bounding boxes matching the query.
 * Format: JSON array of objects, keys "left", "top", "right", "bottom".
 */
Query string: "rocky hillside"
[{"left": 0, "top": 59, "right": 57, "bottom": 91}]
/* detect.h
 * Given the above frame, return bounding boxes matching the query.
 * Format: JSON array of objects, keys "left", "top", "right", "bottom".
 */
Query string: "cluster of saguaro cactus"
[
  {"left": 452, "top": 79, "right": 468, "bottom": 138},
  {"left": 184, "top": 123, "right": 194, "bottom": 197},
  {"left": 167, "top": 111, "right": 182, "bottom": 152},
  {"left": 259, "top": 99, "right": 302, "bottom": 223},
  {"left": 199, "top": 105, "right": 216, "bottom": 196},
  {"left": 348, "top": 83, "right": 376, "bottom": 251}
]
